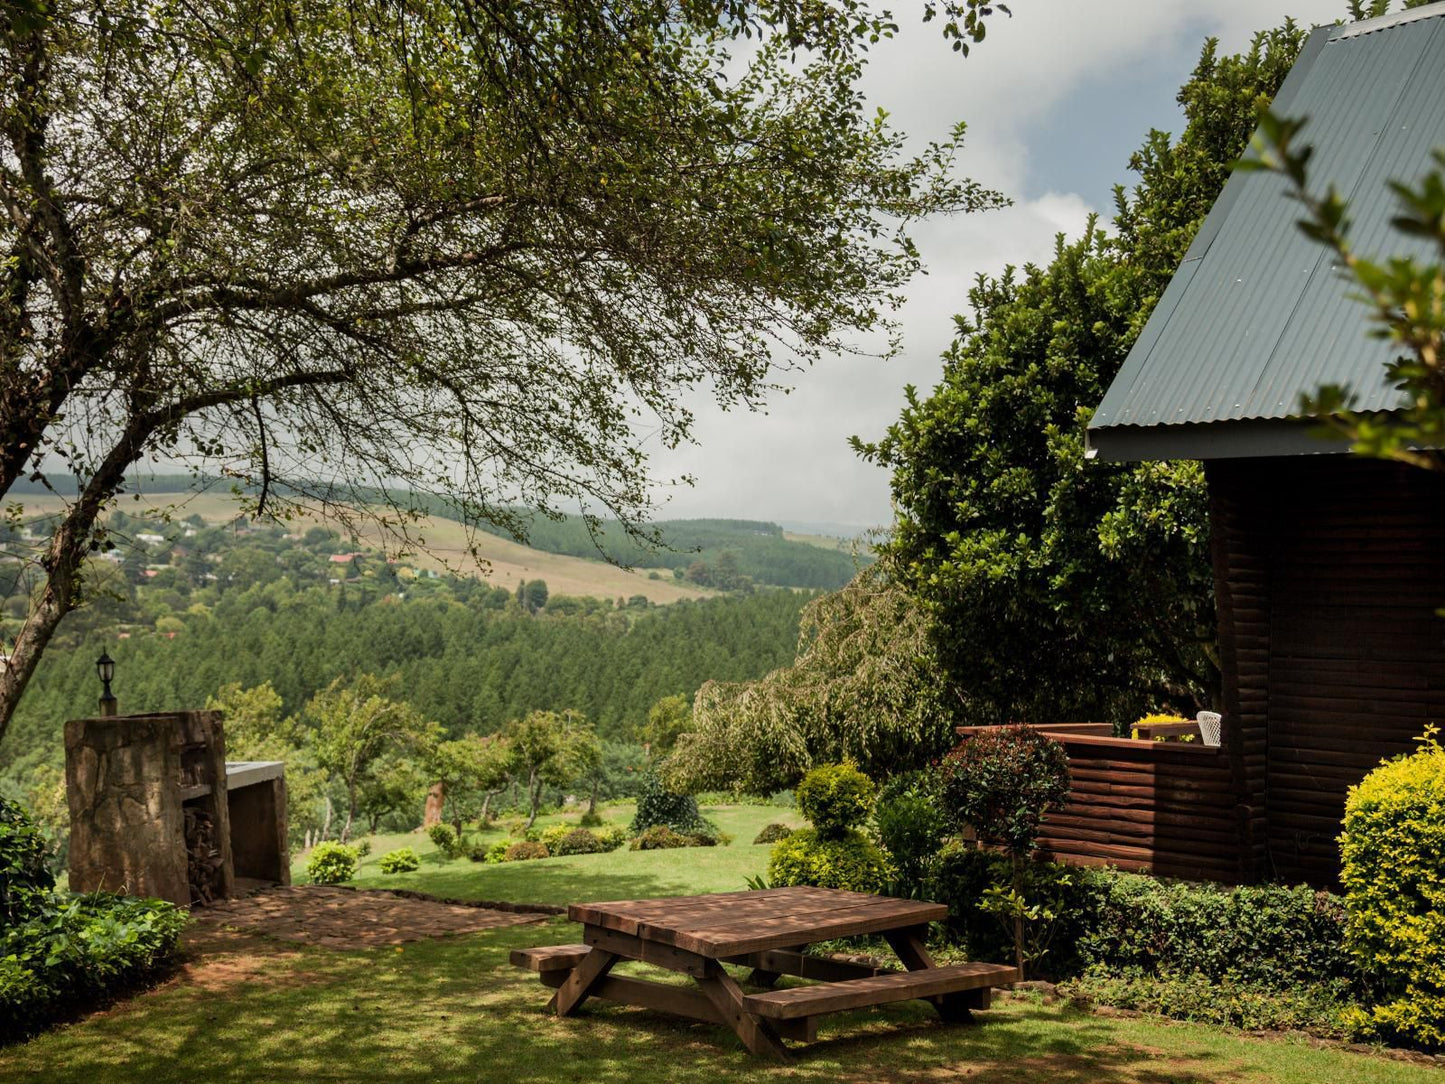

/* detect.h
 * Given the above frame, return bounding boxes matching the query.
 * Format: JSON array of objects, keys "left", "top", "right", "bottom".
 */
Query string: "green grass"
[
  {"left": 2, "top": 917, "right": 1435, "bottom": 1084},
  {"left": 310, "top": 803, "right": 801, "bottom": 905},
  {"left": 4, "top": 804, "right": 1438, "bottom": 1082}
]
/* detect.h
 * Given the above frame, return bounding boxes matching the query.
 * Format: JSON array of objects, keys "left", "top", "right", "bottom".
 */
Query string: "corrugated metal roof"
[{"left": 1088, "top": 6, "right": 1445, "bottom": 459}]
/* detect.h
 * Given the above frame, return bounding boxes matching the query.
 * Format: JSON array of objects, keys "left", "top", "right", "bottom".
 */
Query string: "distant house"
[
  {"left": 328, "top": 552, "right": 364, "bottom": 564},
  {"left": 135, "top": 533, "right": 167, "bottom": 545},
  {"left": 1083, "top": 7, "right": 1445, "bottom": 886}
]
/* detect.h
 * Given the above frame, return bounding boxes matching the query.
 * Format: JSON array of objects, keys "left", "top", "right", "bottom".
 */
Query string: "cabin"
[{"left": 1024, "top": 7, "right": 1445, "bottom": 888}]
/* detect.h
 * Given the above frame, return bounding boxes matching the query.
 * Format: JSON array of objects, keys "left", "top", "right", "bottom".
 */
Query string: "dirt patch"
[{"left": 189, "top": 884, "right": 547, "bottom": 950}]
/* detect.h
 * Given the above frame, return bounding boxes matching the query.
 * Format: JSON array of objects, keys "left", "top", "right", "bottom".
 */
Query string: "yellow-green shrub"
[
  {"left": 1340, "top": 735, "right": 1445, "bottom": 1051},
  {"left": 767, "top": 829, "right": 891, "bottom": 893},
  {"left": 795, "top": 762, "right": 876, "bottom": 838}
]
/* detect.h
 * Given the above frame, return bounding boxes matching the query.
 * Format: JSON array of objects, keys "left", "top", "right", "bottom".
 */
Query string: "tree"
[
  {"left": 667, "top": 566, "right": 962, "bottom": 794},
  {"left": 307, "top": 674, "right": 432, "bottom": 842},
  {"left": 356, "top": 752, "right": 428, "bottom": 835},
  {"left": 0, "top": 0, "right": 1008, "bottom": 748},
  {"left": 641, "top": 694, "right": 692, "bottom": 757},
  {"left": 429, "top": 732, "right": 512, "bottom": 837},
  {"left": 505, "top": 708, "right": 594, "bottom": 829},
  {"left": 855, "top": 24, "right": 1309, "bottom": 729}
]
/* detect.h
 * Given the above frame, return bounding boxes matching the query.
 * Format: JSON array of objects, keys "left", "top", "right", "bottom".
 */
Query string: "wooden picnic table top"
[{"left": 568, "top": 886, "right": 948, "bottom": 958}]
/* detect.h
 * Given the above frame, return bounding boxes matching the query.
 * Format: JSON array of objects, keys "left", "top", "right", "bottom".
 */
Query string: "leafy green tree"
[
  {"left": 0, "top": 0, "right": 1007, "bottom": 748},
  {"left": 307, "top": 675, "right": 432, "bottom": 842},
  {"left": 855, "top": 24, "right": 1309, "bottom": 728},
  {"left": 668, "top": 566, "right": 960, "bottom": 794},
  {"left": 641, "top": 694, "right": 693, "bottom": 757},
  {"left": 505, "top": 709, "right": 594, "bottom": 829},
  {"left": 429, "top": 732, "right": 512, "bottom": 837},
  {"left": 356, "top": 753, "right": 429, "bottom": 836}
]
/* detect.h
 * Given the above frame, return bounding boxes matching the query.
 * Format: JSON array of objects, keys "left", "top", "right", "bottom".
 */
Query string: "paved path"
[{"left": 192, "top": 884, "right": 546, "bottom": 949}]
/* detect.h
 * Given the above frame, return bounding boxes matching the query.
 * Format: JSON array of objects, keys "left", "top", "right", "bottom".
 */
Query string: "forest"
[{"left": 0, "top": 506, "right": 815, "bottom": 810}]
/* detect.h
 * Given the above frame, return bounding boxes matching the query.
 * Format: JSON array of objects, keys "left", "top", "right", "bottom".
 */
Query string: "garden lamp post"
[{"left": 96, "top": 651, "right": 117, "bottom": 716}]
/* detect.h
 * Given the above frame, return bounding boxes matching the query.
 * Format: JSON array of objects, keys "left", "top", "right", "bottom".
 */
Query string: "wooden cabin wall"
[{"left": 1206, "top": 456, "right": 1445, "bottom": 886}]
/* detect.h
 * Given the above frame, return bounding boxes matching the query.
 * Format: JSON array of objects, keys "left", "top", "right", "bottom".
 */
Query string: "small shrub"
[
  {"left": 630, "top": 825, "right": 693, "bottom": 850},
  {"left": 753, "top": 822, "right": 794, "bottom": 845},
  {"left": 767, "top": 828, "right": 891, "bottom": 893},
  {"left": 351, "top": 839, "right": 372, "bottom": 858},
  {"left": 874, "top": 776, "right": 949, "bottom": 897},
  {"left": 631, "top": 774, "right": 711, "bottom": 836},
  {"left": 465, "top": 842, "right": 491, "bottom": 862},
  {"left": 427, "top": 824, "right": 457, "bottom": 852},
  {"left": 306, "top": 841, "right": 359, "bottom": 884},
  {"left": 1340, "top": 733, "right": 1445, "bottom": 1050},
  {"left": 593, "top": 825, "right": 629, "bottom": 851},
  {"left": 940, "top": 725, "right": 1070, "bottom": 855},
  {"left": 378, "top": 848, "right": 419, "bottom": 874},
  {"left": 503, "top": 840, "right": 549, "bottom": 862},
  {"left": 553, "top": 828, "right": 604, "bottom": 856},
  {"left": 795, "top": 763, "right": 876, "bottom": 839},
  {"left": 579, "top": 810, "right": 605, "bottom": 828},
  {"left": 480, "top": 841, "right": 510, "bottom": 864},
  {"left": 539, "top": 824, "right": 572, "bottom": 852}
]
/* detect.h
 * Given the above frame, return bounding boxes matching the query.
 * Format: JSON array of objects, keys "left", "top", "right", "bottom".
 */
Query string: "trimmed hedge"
[
  {"left": 1340, "top": 737, "right": 1445, "bottom": 1050},
  {"left": 753, "top": 822, "right": 794, "bottom": 845},
  {"left": 378, "top": 848, "right": 419, "bottom": 874},
  {"left": 630, "top": 775, "right": 712, "bottom": 837},
  {"left": 795, "top": 762, "right": 875, "bottom": 838},
  {"left": 306, "top": 841, "right": 359, "bottom": 884}
]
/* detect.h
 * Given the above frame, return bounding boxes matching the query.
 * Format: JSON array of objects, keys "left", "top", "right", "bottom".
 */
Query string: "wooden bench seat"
[
  {"left": 742, "top": 961, "right": 1019, "bottom": 1020},
  {"left": 510, "top": 944, "right": 590, "bottom": 972}
]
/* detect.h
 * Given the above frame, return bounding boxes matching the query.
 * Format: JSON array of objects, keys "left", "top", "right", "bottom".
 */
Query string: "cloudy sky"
[{"left": 646, "top": 0, "right": 1345, "bottom": 533}]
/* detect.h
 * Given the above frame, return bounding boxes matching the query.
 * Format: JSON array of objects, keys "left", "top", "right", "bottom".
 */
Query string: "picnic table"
[{"left": 511, "top": 886, "right": 1019, "bottom": 1058}]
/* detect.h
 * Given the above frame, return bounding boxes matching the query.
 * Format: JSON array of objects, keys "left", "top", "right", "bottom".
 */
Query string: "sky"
[{"left": 645, "top": 0, "right": 1346, "bottom": 533}]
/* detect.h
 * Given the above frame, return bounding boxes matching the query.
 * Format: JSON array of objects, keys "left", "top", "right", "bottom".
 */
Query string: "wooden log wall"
[
  {"left": 955, "top": 727, "right": 1240, "bottom": 883},
  {"left": 1207, "top": 457, "right": 1445, "bottom": 886}
]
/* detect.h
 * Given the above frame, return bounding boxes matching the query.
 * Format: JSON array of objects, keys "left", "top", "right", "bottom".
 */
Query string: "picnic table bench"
[{"left": 511, "top": 886, "right": 1019, "bottom": 1058}]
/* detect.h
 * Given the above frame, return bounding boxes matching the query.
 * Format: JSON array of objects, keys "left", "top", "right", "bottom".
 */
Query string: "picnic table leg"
[
  {"left": 550, "top": 947, "right": 618, "bottom": 1017},
  {"left": 695, "top": 960, "right": 790, "bottom": 1060},
  {"left": 884, "top": 927, "right": 973, "bottom": 1024}
]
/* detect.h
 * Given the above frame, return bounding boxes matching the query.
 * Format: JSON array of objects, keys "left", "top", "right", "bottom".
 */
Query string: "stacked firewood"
[{"left": 184, "top": 805, "right": 224, "bottom": 905}]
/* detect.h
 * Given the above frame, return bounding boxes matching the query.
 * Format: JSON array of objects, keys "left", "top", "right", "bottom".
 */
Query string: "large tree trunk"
[{"left": 424, "top": 781, "right": 446, "bottom": 827}]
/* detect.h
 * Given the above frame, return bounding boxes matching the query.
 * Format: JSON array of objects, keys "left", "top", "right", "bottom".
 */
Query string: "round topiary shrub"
[
  {"left": 631, "top": 773, "right": 711, "bottom": 836},
  {"left": 554, "top": 828, "right": 604, "bottom": 856},
  {"left": 1340, "top": 734, "right": 1445, "bottom": 1051},
  {"left": 940, "top": 725, "right": 1070, "bottom": 855},
  {"left": 378, "top": 847, "right": 419, "bottom": 874},
  {"left": 306, "top": 841, "right": 359, "bottom": 884},
  {"left": 795, "top": 762, "right": 876, "bottom": 838},
  {"left": 630, "top": 825, "right": 692, "bottom": 850},
  {"left": 753, "top": 822, "right": 794, "bottom": 845},
  {"left": 767, "top": 829, "right": 891, "bottom": 893},
  {"left": 539, "top": 824, "right": 572, "bottom": 852},
  {"left": 593, "top": 825, "right": 629, "bottom": 852},
  {"left": 503, "top": 840, "right": 549, "bottom": 862}
]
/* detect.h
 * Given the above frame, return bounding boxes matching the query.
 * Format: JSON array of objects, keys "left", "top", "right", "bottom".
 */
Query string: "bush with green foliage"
[
  {"left": 873, "top": 771, "right": 949, "bottom": 898},
  {"left": 503, "top": 840, "right": 549, "bottom": 862},
  {"left": 1339, "top": 734, "right": 1445, "bottom": 1050},
  {"left": 306, "top": 841, "right": 359, "bottom": 884},
  {"left": 352, "top": 839, "right": 372, "bottom": 858},
  {"left": 795, "top": 762, "right": 876, "bottom": 838},
  {"left": 427, "top": 823, "right": 458, "bottom": 852},
  {"left": 767, "top": 828, "right": 891, "bottom": 893},
  {"left": 940, "top": 727, "right": 1070, "bottom": 855},
  {"left": 630, "top": 825, "right": 694, "bottom": 850},
  {"left": 377, "top": 848, "right": 419, "bottom": 874},
  {"left": 593, "top": 825, "right": 629, "bottom": 852},
  {"left": 479, "top": 841, "right": 510, "bottom": 864},
  {"left": 539, "top": 824, "right": 572, "bottom": 852},
  {"left": 767, "top": 763, "right": 888, "bottom": 892},
  {"left": 553, "top": 828, "right": 604, "bottom": 856},
  {"left": 0, "top": 799, "right": 188, "bottom": 1042},
  {"left": 630, "top": 774, "right": 712, "bottom": 836},
  {"left": 578, "top": 810, "right": 605, "bottom": 828},
  {"left": 753, "top": 822, "right": 794, "bottom": 845}
]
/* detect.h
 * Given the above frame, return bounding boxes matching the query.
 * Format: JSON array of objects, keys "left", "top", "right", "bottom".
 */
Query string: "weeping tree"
[
  {"left": 666, "top": 566, "right": 963, "bottom": 794},
  {"left": 0, "top": 0, "right": 1011, "bottom": 746}
]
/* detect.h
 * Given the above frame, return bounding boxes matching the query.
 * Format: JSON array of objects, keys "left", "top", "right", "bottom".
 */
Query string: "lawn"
[{"left": 3, "top": 804, "right": 1439, "bottom": 1083}]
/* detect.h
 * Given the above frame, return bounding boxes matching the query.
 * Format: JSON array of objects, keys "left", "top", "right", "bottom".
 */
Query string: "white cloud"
[{"left": 647, "top": 0, "right": 1343, "bottom": 528}]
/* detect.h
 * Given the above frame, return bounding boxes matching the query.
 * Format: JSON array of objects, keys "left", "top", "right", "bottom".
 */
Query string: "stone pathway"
[{"left": 191, "top": 884, "right": 547, "bottom": 950}]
